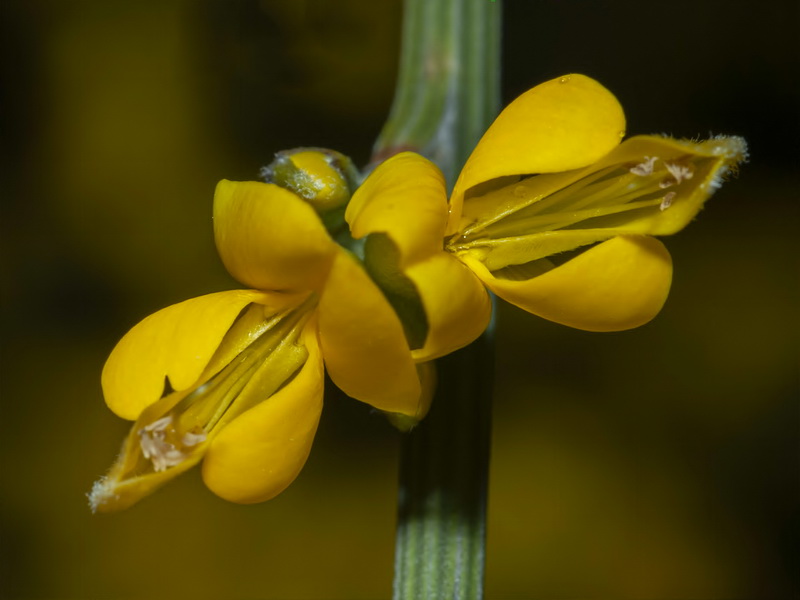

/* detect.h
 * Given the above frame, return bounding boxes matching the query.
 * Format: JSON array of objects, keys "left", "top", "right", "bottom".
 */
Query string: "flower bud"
[{"left": 260, "top": 148, "right": 359, "bottom": 214}]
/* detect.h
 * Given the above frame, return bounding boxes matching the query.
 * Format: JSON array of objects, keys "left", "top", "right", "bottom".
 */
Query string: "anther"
[
  {"left": 664, "top": 162, "right": 694, "bottom": 184},
  {"left": 660, "top": 191, "right": 676, "bottom": 211},
  {"left": 182, "top": 431, "right": 207, "bottom": 447},
  {"left": 138, "top": 414, "right": 194, "bottom": 472},
  {"left": 630, "top": 156, "right": 659, "bottom": 176}
]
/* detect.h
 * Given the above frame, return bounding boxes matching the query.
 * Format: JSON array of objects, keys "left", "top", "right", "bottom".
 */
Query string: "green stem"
[
  {"left": 373, "top": 0, "right": 501, "bottom": 188},
  {"left": 375, "top": 1, "right": 502, "bottom": 598},
  {"left": 393, "top": 320, "right": 496, "bottom": 599}
]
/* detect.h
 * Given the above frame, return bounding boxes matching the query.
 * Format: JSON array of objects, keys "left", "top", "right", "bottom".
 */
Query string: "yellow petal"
[
  {"left": 461, "top": 236, "right": 672, "bottom": 332},
  {"left": 201, "top": 319, "right": 324, "bottom": 504},
  {"left": 448, "top": 74, "right": 625, "bottom": 234},
  {"left": 102, "top": 290, "right": 282, "bottom": 421},
  {"left": 214, "top": 179, "right": 338, "bottom": 292},
  {"left": 407, "top": 253, "right": 492, "bottom": 361},
  {"left": 347, "top": 152, "right": 448, "bottom": 267},
  {"left": 317, "top": 250, "right": 423, "bottom": 415}
]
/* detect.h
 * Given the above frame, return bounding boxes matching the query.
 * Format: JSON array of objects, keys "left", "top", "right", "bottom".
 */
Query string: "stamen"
[
  {"left": 630, "top": 156, "right": 659, "bottom": 176},
  {"left": 138, "top": 414, "right": 191, "bottom": 472},
  {"left": 142, "top": 415, "right": 172, "bottom": 433},
  {"left": 133, "top": 300, "right": 313, "bottom": 474},
  {"left": 660, "top": 191, "right": 676, "bottom": 211},
  {"left": 182, "top": 431, "right": 207, "bottom": 447},
  {"left": 451, "top": 161, "right": 676, "bottom": 252},
  {"left": 664, "top": 162, "right": 694, "bottom": 184}
]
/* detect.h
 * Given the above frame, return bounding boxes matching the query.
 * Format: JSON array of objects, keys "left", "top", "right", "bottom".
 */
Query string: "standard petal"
[
  {"left": 461, "top": 236, "right": 672, "bottom": 332},
  {"left": 102, "top": 290, "right": 279, "bottom": 421},
  {"left": 448, "top": 74, "right": 625, "bottom": 234},
  {"left": 214, "top": 180, "right": 338, "bottom": 292},
  {"left": 201, "top": 320, "right": 324, "bottom": 504},
  {"left": 346, "top": 152, "right": 448, "bottom": 267},
  {"left": 407, "top": 253, "right": 492, "bottom": 361},
  {"left": 318, "top": 250, "right": 423, "bottom": 415}
]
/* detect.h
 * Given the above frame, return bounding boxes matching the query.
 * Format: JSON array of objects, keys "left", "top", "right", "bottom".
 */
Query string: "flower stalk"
[{"left": 376, "top": 0, "right": 502, "bottom": 597}]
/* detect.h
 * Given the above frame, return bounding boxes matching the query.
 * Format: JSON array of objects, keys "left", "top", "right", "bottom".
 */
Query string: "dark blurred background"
[{"left": 1, "top": 1, "right": 797, "bottom": 598}]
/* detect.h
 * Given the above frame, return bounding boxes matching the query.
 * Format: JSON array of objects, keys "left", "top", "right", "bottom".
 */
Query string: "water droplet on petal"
[
  {"left": 513, "top": 185, "right": 528, "bottom": 198},
  {"left": 618, "top": 130, "right": 626, "bottom": 138},
  {"left": 559, "top": 76, "right": 571, "bottom": 84}
]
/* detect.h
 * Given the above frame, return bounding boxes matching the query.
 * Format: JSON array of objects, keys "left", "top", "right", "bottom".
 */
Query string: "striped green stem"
[
  {"left": 374, "top": 1, "right": 502, "bottom": 598},
  {"left": 392, "top": 321, "right": 495, "bottom": 599},
  {"left": 373, "top": 0, "right": 501, "bottom": 187}
]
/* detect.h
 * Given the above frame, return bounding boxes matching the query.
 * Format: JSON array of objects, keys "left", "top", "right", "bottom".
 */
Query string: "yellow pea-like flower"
[
  {"left": 90, "top": 74, "right": 745, "bottom": 512},
  {"left": 447, "top": 74, "right": 745, "bottom": 331}
]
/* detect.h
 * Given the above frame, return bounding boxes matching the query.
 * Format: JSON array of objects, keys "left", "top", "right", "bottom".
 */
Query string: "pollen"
[{"left": 630, "top": 156, "right": 659, "bottom": 176}]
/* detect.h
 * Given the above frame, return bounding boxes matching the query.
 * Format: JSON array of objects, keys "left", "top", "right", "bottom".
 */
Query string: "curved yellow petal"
[
  {"left": 407, "top": 253, "right": 492, "bottom": 361},
  {"left": 448, "top": 74, "right": 625, "bottom": 234},
  {"left": 201, "top": 320, "right": 324, "bottom": 504},
  {"left": 214, "top": 180, "right": 338, "bottom": 292},
  {"left": 347, "top": 152, "right": 448, "bottom": 267},
  {"left": 318, "top": 250, "right": 423, "bottom": 415},
  {"left": 461, "top": 236, "right": 672, "bottom": 332},
  {"left": 102, "top": 290, "right": 277, "bottom": 421}
]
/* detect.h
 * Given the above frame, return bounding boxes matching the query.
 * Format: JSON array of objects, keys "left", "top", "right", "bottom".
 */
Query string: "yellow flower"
[
  {"left": 89, "top": 152, "right": 478, "bottom": 512},
  {"left": 447, "top": 73, "right": 746, "bottom": 331},
  {"left": 90, "top": 74, "right": 745, "bottom": 512}
]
